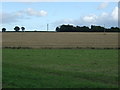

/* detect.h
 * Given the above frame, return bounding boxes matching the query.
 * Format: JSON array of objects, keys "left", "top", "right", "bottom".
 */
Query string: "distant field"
[
  {"left": 2, "top": 32, "right": 119, "bottom": 49},
  {"left": 2, "top": 49, "right": 118, "bottom": 88}
]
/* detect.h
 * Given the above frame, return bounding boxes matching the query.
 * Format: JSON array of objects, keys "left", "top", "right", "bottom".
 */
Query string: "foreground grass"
[{"left": 2, "top": 49, "right": 118, "bottom": 88}]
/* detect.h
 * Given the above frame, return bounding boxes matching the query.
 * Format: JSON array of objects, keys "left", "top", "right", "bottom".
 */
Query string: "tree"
[
  {"left": 56, "top": 27, "right": 60, "bottom": 32},
  {"left": 81, "top": 26, "right": 90, "bottom": 32},
  {"left": 58, "top": 24, "right": 76, "bottom": 32},
  {"left": 14, "top": 26, "right": 20, "bottom": 32},
  {"left": 91, "top": 25, "right": 105, "bottom": 32},
  {"left": 21, "top": 27, "right": 25, "bottom": 32},
  {"left": 2, "top": 28, "right": 6, "bottom": 32}
]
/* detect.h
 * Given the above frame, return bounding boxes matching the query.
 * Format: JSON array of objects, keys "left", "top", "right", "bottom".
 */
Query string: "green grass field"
[{"left": 2, "top": 49, "right": 118, "bottom": 88}]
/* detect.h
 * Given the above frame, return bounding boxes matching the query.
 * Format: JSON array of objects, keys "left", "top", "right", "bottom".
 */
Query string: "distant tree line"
[
  {"left": 56, "top": 25, "right": 120, "bottom": 32},
  {"left": 2, "top": 25, "right": 120, "bottom": 32}
]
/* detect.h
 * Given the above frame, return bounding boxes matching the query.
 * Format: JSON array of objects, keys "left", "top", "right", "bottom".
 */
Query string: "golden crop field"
[{"left": 1, "top": 32, "right": 119, "bottom": 49}]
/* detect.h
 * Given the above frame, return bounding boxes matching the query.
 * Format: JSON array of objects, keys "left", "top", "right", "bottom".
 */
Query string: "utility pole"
[
  {"left": 47, "top": 24, "right": 49, "bottom": 31},
  {"left": 104, "top": 24, "right": 106, "bottom": 35}
]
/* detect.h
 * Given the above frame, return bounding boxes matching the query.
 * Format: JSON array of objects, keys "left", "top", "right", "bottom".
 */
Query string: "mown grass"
[{"left": 2, "top": 49, "right": 119, "bottom": 88}]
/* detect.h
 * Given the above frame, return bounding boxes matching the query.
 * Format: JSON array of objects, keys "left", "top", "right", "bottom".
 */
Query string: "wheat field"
[{"left": 1, "top": 32, "right": 119, "bottom": 49}]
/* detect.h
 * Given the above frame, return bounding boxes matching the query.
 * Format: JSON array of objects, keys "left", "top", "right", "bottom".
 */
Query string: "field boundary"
[{"left": 2, "top": 46, "right": 120, "bottom": 49}]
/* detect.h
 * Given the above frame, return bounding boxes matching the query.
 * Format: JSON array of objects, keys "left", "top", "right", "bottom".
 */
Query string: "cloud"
[
  {"left": 0, "top": 12, "right": 24, "bottom": 24},
  {"left": 82, "top": 7, "right": 118, "bottom": 27},
  {"left": 1, "top": 8, "right": 47, "bottom": 24},
  {"left": 24, "top": 8, "right": 47, "bottom": 17},
  {"left": 111, "top": 6, "right": 118, "bottom": 21},
  {"left": 53, "top": 6, "right": 118, "bottom": 28},
  {"left": 54, "top": 19, "right": 74, "bottom": 25},
  {"left": 97, "top": 2, "right": 109, "bottom": 9},
  {"left": 101, "top": 12, "right": 109, "bottom": 17},
  {"left": 83, "top": 14, "right": 97, "bottom": 23}
]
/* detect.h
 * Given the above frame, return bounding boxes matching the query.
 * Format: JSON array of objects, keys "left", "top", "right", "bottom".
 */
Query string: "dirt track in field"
[{"left": 1, "top": 32, "right": 119, "bottom": 49}]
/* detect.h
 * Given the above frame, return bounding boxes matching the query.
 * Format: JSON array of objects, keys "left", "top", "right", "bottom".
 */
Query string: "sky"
[{"left": 0, "top": 1, "right": 119, "bottom": 31}]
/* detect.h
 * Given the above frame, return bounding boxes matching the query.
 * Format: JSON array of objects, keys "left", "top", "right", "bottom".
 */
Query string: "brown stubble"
[{"left": 2, "top": 32, "right": 119, "bottom": 49}]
